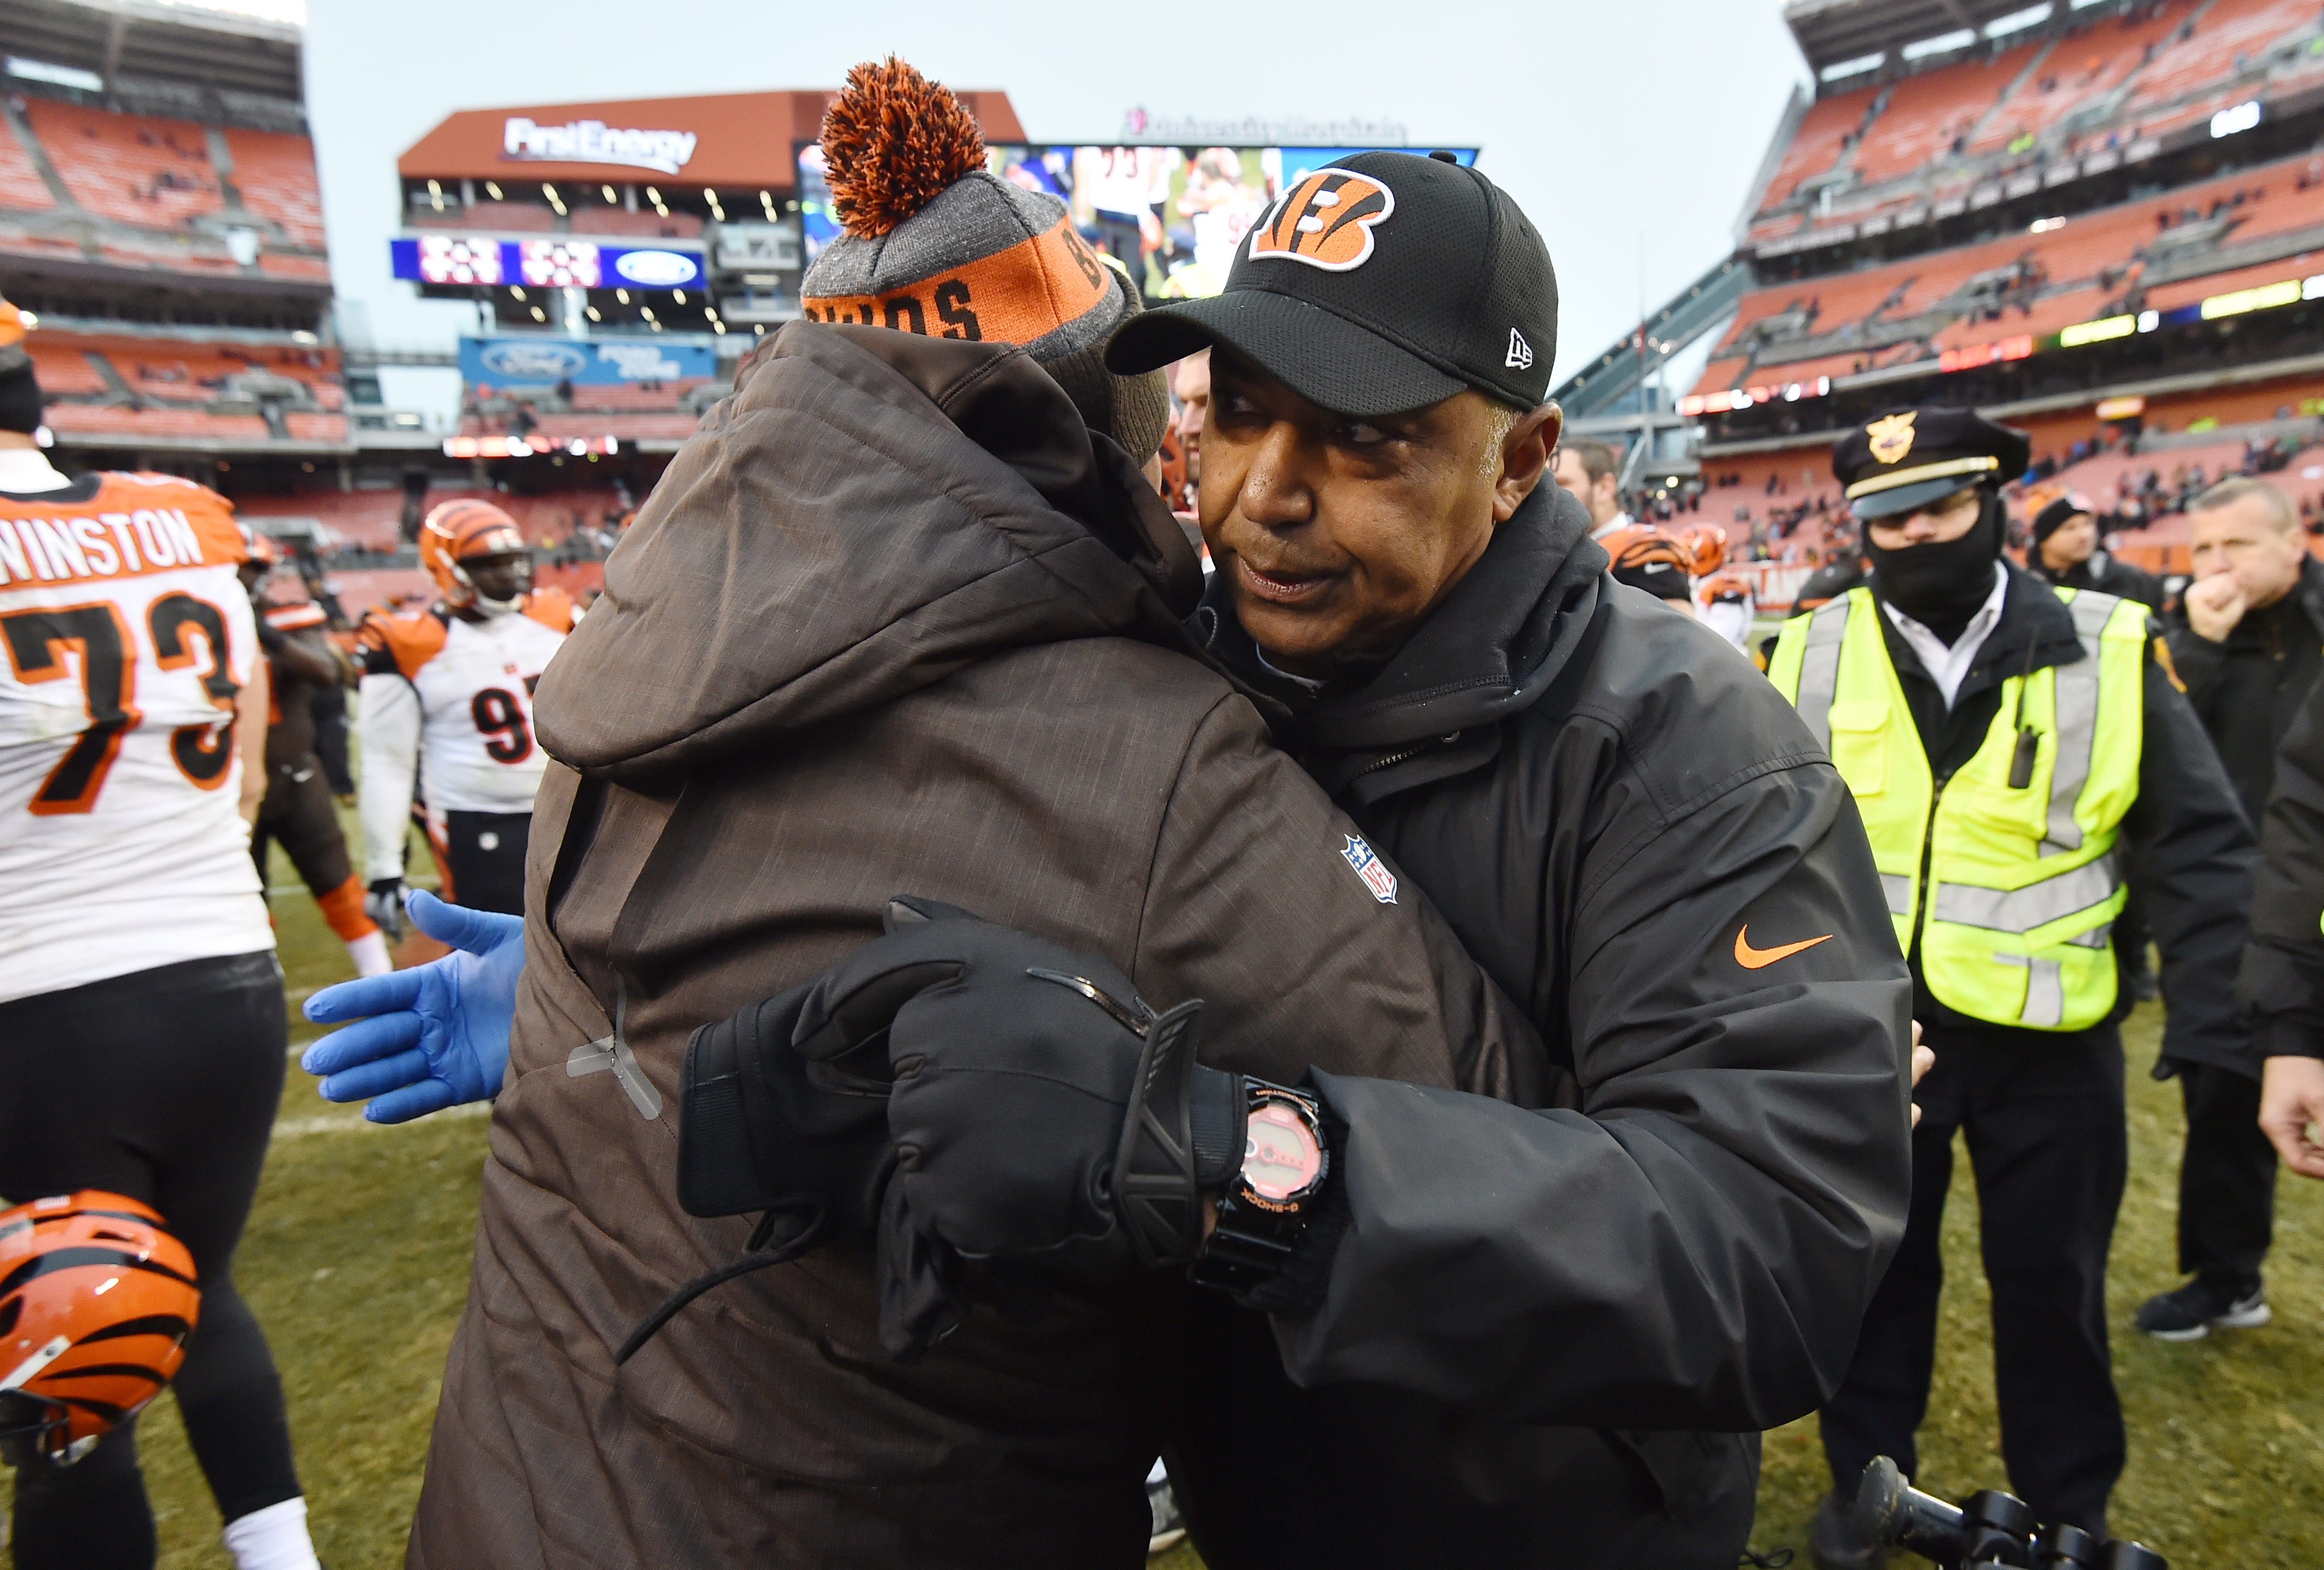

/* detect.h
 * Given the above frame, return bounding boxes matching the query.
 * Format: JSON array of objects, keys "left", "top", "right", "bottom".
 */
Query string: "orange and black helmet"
[
  {"left": 0, "top": 1193, "right": 199, "bottom": 1465},
  {"left": 1602, "top": 525, "right": 1696, "bottom": 603},
  {"left": 237, "top": 521, "right": 279, "bottom": 570},
  {"left": 419, "top": 499, "right": 530, "bottom": 611},
  {"left": 1675, "top": 522, "right": 1728, "bottom": 577}
]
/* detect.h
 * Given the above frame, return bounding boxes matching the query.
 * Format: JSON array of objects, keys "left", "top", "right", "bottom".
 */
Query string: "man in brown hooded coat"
[{"left": 399, "top": 66, "right": 1543, "bottom": 1569}]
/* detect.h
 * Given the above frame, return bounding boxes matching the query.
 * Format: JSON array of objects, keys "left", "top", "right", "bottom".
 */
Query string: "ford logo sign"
[
  {"left": 477, "top": 340, "right": 590, "bottom": 378},
  {"left": 612, "top": 249, "right": 700, "bottom": 287}
]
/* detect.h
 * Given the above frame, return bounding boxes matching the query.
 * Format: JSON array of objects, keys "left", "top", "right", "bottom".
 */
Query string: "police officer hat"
[{"left": 1831, "top": 407, "right": 2032, "bottom": 521}]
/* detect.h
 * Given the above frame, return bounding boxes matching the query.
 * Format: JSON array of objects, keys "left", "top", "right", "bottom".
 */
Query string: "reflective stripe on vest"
[{"left": 1770, "top": 583, "right": 2148, "bottom": 1031}]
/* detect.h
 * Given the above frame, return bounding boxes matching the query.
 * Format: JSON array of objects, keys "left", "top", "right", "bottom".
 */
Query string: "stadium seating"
[
  {"left": 461, "top": 201, "right": 557, "bottom": 233},
  {"left": 570, "top": 208, "right": 705, "bottom": 239},
  {"left": 222, "top": 128, "right": 326, "bottom": 249},
  {"left": 26, "top": 342, "right": 107, "bottom": 397},
  {"left": 42, "top": 403, "right": 269, "bottom": 440},
  {"left": 1750, "top": 0, "right": 2324, "bottom": 247},
  {"left": 1851, "top": 39, "right": 2047, "bottom": 187},
  {"left": 2125, "top": 0, "right": 2318, "bottom": 117},
  {"left": 1765, "top": 84, "right": 1883, "bottom": 208},
  {"left": 21, "top": 99, "right": 218, "bottom": 229},
  {"left": 0, "top": 118, "right": 56, "bottom": 212},
  {"left": 1967, "top": 0, "right": 2203, "bottom": 155},
  {"left": 565, "top": 381, "right": 708, "bottom": 413}
]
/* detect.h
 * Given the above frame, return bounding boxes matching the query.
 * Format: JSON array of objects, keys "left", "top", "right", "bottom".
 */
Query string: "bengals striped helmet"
[
  {"left": 0, "top": 1192, "right": 199, "bottom": 1465},
  {"left": 419, "top": 499, "right": 532, "bottom": 613},
  {"left": 1601, "top": 525, "right": 1696, "bottom": 605},
  {"left": 1675, "top": 523, "right": 1727, "bottom": 578},
  {"left": 237, "top": 521, "right": 279, "bottom": 570}
]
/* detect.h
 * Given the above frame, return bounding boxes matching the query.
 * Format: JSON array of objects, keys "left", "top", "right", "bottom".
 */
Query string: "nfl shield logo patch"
[{"left": 1340, "top": 835, "right": 1399, "bottom": 904}]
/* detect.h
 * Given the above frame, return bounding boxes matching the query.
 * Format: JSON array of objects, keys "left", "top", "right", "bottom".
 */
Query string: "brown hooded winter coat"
[{"left": 405, "top": 323, "right": 1545, "bottom": 1569}]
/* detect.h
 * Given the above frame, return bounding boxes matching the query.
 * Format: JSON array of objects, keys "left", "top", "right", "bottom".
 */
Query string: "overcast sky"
[{"left": 303, "top": 0, "right": 1810, "bottom": 405}]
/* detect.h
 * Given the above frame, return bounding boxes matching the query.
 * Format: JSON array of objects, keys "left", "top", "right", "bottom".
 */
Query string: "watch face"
[{"left": 1243, "top": 1098, "right": 1324, "bottom": 1203}]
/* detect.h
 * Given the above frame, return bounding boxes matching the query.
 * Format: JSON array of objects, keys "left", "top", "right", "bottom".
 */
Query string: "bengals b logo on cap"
[{"left": 1249, "top": 169, "right": 1395, "bottom": 272}]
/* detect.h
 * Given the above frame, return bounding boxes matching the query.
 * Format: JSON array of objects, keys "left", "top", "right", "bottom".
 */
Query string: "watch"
[{"left": 1188, "top": 1081, "right": 1330, "bottom": 1294}]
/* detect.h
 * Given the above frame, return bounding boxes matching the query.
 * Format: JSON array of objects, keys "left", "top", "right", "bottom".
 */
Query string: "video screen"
[{"left": 797, "top": 142, "right": 1476, "bottom": 300}]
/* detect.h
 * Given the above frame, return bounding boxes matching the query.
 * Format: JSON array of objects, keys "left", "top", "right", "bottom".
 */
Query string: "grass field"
[{"left": 110, "top": 844, "right": 2324, "bottom": 1569}]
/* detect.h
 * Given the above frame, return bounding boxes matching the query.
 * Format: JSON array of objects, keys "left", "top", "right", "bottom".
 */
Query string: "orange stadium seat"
[
  {"left": 566, "top": 381, "right": 708, "bottom": 413},
  {"left": 2143, "top": 256, "right": 2314, "bottom": 313},
  {"left": 2126, "top": 0, "right": 2318, "bottom": 115},
  {"left": 569, "top": 208, "right": 705, "bottom": 239},
  {"left": 40, "top": 403, "right": 268, "bottom": 440},
  {"left": 1767, "top": 85, "right": 1883, "bottom": 206},
  {"left": 1852, "top": 39, "right": 2047, "bottom": 187},
  {"left": 0, "top": 119, "right": 56, "bottom": 212},
  {"left": 283, "top": 412, "right": 346, "bottom": 442},
  {"left": 221, "top": 128, "right": 326, "bottom": 250},
  {"left": 1968, "top": 0, "right": 2204, "bottom": 155},
  {"left": 21, "top": 99, "right": 220, "bottom": 229},
  {"left": 259, "top": 252, "right": 332, "bottom": 282},
  {"left": 25, "top": 342, "right": 107, "bottom": 397},
  {"left": 463, "top": 201, "right": 556, "bottom": 232}
]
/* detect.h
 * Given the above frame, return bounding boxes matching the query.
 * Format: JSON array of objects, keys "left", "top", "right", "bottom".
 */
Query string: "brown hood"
[{"left": 533, "top": 322, "right": 1203, "bottom": 781}]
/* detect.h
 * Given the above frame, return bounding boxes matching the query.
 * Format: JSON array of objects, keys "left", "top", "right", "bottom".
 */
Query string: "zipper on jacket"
[
  {"left": 1911, "top": 770, "right": 1952, "bottom": 956},
  {"left": 1347, "top": 731, "right": 1462, "bottom": 784}
]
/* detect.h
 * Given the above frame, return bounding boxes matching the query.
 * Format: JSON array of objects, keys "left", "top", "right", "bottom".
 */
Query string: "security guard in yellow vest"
[{"left": 1770, "top": 408, "right": 2254, "bottom": 1564}]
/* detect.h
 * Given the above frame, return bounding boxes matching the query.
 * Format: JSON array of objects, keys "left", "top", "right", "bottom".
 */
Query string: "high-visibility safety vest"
[{"left": 1769, "top": 584, "right": 2148, "bottom": 1032}]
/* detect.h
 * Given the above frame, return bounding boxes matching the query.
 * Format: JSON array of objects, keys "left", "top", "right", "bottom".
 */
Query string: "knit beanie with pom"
[{"left": 800, "top": 58, "right": 1170, "bottom": 465}]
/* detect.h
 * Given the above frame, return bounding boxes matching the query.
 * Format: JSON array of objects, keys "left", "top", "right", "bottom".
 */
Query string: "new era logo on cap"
[{"left": 1506, "top": 328, "right": 1533, "bottom": 370}]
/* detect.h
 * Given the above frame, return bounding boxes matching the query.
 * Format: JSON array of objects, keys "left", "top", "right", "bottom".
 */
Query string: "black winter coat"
[
  {"left": 1166, "top": 486, "right": 1914, "bottom": 1570},
  {"left": 2162, "top": 556, "right": 2324, "bottom": 831},
  {"left": 2237, "top": 667, "right": 2324, "bottom": 1063},
  {"left": 2025, "top": 546, "right": 2165, "bottom": 611},
  {"left": 1867, "top": 562, "right": 2254, "bottom": 1071}
]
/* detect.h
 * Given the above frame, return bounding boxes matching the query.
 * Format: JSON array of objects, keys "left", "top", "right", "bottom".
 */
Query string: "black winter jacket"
[
  {"left": 2237, "top": 667, "right": 2324, "bottom": 1063},
  {"left": 1165, "top": 486, "right": 1914, "bottom": 1570},
  {"left": 1868, "top": 562, "right": 2254, "bottom": 1072},
  {"left": 2162, "top": 555, "right": 2324, "bottom": 831},
  {"left": 2025, "top": 547, "right": 2165, "bottom": 612}
]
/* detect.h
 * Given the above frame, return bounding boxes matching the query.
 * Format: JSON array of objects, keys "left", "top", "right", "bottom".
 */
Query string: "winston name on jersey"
[
  {"left": 356, "top": 592, "right": 570, "bottom": 881},
  {"left": 0, "top": 473, "right": 271, "bottom": 1001}
]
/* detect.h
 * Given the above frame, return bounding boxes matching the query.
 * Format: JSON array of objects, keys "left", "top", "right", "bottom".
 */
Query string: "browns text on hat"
[{"left": 797, "top": 57, "right": 1166, "bottom": 461}]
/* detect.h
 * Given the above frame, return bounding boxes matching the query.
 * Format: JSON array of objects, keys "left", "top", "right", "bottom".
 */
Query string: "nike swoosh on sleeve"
[{"left": 1734, "top": 927, "right": 1835, "bottom": 970}]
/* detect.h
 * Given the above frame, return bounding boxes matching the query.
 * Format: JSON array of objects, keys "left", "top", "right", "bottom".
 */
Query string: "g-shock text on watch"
[{"left": 1188, "top": 1081, "right": 1329, "bottom": 1294}]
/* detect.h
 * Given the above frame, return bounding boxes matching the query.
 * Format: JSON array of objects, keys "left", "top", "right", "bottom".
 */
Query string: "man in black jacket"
[
  {"left": 309, "top": 153, "right": 1915, "bottom": 1569},
  {"left": 797, "top": 151, "right": 1915, "bottom": 1568},
  {"left": 2023, "top": 491, "right": 2164, "bottom": 607},
  {"left": 2140, "top": 476, "right": 2324, "bottom": 1338},
  {"left": 2234, "top": 669, "right": 2324, "bottom": 1180}
]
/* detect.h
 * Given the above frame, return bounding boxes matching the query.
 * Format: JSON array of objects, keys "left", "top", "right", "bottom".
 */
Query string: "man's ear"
[{"left": 1495, "top": 402, "right": 1562, "bottom": 521}]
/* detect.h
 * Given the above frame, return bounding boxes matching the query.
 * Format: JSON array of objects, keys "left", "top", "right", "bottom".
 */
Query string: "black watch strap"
[{"left": 1189, "top": 1081, "right": 1328, "bottom": 1295}]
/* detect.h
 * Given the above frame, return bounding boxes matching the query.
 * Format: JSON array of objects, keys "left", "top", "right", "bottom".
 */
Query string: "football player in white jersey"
[
  {"left": 0, "top": 297, "right": 322, "bottom": 1570},
  {"left": 357, "top": 499, "right": 570, "bottom": 930}
]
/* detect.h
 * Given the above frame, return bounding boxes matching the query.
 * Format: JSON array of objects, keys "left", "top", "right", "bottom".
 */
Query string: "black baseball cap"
[
  {"left": 1831, "top": 406, "right": 2032, "bottom": 521},
  {"left": 1104, "top": 150, "right": 1557, "bottom": 417}
]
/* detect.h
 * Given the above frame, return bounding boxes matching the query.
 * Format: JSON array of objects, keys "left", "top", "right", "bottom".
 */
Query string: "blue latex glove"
[{"left": 301, "top": 890, "right": 526, "bottom": 1123}]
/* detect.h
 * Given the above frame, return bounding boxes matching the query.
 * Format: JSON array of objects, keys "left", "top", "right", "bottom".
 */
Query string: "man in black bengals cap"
[
  {"left": 1771, "top": 406, "right": 2254, "bottom": 1564},
  {"left": 795, "top": 149, "right": 1917, "bottom": 1568}
]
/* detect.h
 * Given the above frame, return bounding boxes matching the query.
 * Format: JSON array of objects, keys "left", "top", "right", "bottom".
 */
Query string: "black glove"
[
  {"left": 364, "top": 878, "right": 408, "bottom": 941},
  {"left": 675, "top": 973, "right": 893, "bottom": 1236},
  {"left": 784, "top": 898, "right": 1243, "bottom": 1359}
]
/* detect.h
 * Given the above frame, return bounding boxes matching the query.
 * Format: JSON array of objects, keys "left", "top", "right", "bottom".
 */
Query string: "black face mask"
[{"left": 1867, "top": 490, "right": 2004, "bottom": 645}]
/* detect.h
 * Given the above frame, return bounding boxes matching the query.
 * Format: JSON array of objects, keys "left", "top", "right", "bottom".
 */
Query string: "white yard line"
[{"left": 270, "top": 1100, "right": 491, "bottom": 1140}]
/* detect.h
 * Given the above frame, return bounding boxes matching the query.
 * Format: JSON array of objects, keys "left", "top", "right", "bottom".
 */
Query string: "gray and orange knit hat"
[{"left": 800, "top": 59, "right": 1170, "bottom": 464}]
